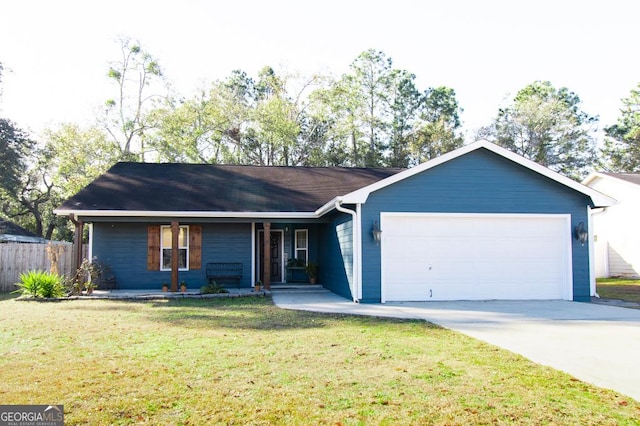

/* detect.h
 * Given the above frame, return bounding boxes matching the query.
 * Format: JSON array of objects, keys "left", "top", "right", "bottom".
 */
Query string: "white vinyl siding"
[{"left": 588, "top": 176, "right": 640, "bottom": 278}]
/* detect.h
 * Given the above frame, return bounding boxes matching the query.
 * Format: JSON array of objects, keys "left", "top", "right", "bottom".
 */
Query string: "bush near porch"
[{"left": 0, "top": 293, "right": 638, "bottom": 424}]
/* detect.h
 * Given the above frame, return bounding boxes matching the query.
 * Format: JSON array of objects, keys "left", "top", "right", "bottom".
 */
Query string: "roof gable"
[{"left": 334, "top": 141, "right": 615, "bottom": 208}]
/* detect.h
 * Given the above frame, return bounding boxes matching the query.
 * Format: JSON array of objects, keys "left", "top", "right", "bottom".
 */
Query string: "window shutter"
[
  {"left": 189, "top": 225, "right": 202, "bottom": 270},
  {"left": 147, "top": 225, "right": 160, "bottom": 270}
]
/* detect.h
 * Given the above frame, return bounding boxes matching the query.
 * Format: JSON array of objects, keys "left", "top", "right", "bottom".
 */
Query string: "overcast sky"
[{"left": 1, "top": 0, "right": 638, "bottom": 142}]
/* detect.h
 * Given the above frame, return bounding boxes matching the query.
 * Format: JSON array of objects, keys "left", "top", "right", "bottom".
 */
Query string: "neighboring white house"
[{"left": 583, "top": 172, "right": 640, "bottom": 278}]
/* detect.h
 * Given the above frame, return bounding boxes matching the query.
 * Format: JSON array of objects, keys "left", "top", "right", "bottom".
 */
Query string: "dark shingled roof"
[
  {"left": 0, "top": 218, "right": 38, "bottom": 237},
  {"left": 602, "top": 172, "right": 640, "bottom": 186},
  {"left": 58, "top": 162, "right": 405, "bottom": 213}
]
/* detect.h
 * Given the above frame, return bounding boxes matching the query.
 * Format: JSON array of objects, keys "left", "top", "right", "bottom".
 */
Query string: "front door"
[{"left": 258, "top": 230, "right": 283, "bottom": 283}]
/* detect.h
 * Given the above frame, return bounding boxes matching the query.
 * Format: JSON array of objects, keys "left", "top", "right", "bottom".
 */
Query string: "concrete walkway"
[{"left": 272, "top": 290, "right": 640, "bottom": 402}]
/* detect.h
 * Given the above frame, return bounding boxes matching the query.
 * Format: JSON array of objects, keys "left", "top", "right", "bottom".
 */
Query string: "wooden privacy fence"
[{"left": 0, "top": 243, "right": 82, "bottom": 292}]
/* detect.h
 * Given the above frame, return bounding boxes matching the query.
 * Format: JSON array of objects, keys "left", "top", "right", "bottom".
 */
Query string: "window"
[
  {"left": 161, "top": 225, "right": 189, "bottom": 271},
  {"left": 295, "top": 229, "right": 308, "bottom": 264},
  {"left": 148, "top": 225, "right": 201, "bottom": 271}
]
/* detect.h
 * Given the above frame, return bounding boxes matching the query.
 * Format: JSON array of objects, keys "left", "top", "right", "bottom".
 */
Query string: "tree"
[
  {"left": 0, "top": 130, "right": 54, "bottom": 238},
  {"left": 602, "top": 83, "right": 640, "bottom": 171},
  {"left": 148, "top": 90, "right": 228, "bottom": 164},
  {"left": 0, "top": 120, "right": 50, "bottom": 238},
  {"left": 103, "top": 36, "right": 167, "bottom": 161},
  {"left": 477, "top": 81, "right": 597, "bottom": 180},
  {"left": 0, "top": 64, "right": 57, "bottom": 238},
  {"left": 387, "top": 69, "right": 423, "bottom": 167},
  {"left": 0, "top": 118, "right": 33, "bottom": 197},
  {"left": 408, "top": 87, "right": 464, "bottom": 166},
  {"left": 246, "top": 67, "right": 301, "bottom": 166},
  {"left": 148, "top": 67, "right": 322, "bottom": 167},
  {"left": 348, "top": 50, "right": 393, "bottom": 166},
  {"left": 309, "top": 50, "right": 397, "bottom": 167},
  {"left": 0, "top": 64, "right": 27, "bottom": 191},
  {"left": 310, "top": 50, "right": 463, "bottom": 168},
  {"left": 309, "top": 78, "right": 365, "bottom": 166},
  {"left": 44, "top": 124, "right": 119, "bottom": 199}
]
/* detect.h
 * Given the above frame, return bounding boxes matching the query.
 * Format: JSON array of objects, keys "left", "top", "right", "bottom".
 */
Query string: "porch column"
[
  {"left": 263, "top": 222, "right": 271, "bottom": 290},
  {"left": 171, "top": 221, "right": 179, "bottom": 292},
  {"left": 70, "top": 214, "right": 83, "bottom": 272}
]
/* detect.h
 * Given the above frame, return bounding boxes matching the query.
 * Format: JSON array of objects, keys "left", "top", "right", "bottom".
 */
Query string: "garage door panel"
[{"left": 382, "top": 214, "right": 571, "bottom": 302}]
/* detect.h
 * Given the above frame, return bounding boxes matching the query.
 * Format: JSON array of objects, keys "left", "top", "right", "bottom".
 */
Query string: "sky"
[{"left": 1, "top": 0, "right": 638, "bottom": 142}]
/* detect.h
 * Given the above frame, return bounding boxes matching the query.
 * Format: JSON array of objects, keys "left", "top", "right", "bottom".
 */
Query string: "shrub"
[
  {"left": 14, "top": 271, "right": 41, "bottom": 297},
  {"left": 287, "top": 258, "right": 306, "bottom": 267},
  {"left": 64, "top": 258, "right": 113, "bottom": 295},
  {"left": 201, "top": 281, "right": 229, "bottom": 294},
  {"left": 14, "top": 270, "right": 66, "bottom": 298}
]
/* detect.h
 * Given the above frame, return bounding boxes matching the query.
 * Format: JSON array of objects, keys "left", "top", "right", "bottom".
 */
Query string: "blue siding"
[
  {"left": 202, "top": 223, "right": 252, "bottom": 287},
  {"left": 319, "top": 212, "right": 354, "bottom": 299},
  {"left": 360, "top": 148, "right": 593, "bottom": 302},
  {"left": 282, "top": 224, "right": 320, "bottom": 267},
  {"left": 92, "top": 222, "right": 252, "bottom": 290}
]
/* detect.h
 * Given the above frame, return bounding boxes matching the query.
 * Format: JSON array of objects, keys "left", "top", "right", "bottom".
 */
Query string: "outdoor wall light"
[
  {"left": 372, "top": 220, "right": 382, "bottom": 245},
  {"left": 574, "top": 221, "right": 588, "bottom": 246}
]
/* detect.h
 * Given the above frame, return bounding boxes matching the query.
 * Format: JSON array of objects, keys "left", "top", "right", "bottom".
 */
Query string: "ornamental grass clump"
[
  {"left": 14, "top": 270, "right": 66, "bottom": 298},
  {"left": 200, "top": 281, "right": 229, "bottom": 294}
]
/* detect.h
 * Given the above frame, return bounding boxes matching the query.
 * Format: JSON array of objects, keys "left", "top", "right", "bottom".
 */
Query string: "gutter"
[
  {"left": 334, "top": 199, "right": 360, "bottom": 303},
  {"left": 54, "top": 209, "right": 319, "bottom": 220}
]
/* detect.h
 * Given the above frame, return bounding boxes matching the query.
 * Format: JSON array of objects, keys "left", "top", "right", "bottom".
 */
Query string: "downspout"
[{"left": 334, "top": 199, "right": 360, "bottom": 302}]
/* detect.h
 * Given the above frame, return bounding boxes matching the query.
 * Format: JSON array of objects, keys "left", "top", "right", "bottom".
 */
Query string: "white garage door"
[{"left": 381, "top": 213, "right": 572, "bottom": 302}]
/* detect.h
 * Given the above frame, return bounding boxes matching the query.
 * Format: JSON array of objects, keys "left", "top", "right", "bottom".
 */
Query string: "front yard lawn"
[
  {"left": 597, "top": 278, "right": 640, "bottom": 303},
  {"left": 0, "top": 293, "right": 638, "bottom": 424}
]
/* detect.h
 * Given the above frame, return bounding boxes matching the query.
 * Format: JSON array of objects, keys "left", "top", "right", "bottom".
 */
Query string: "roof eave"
[
  {"left": 581, "top": 171, "right": 604, "bottom": 187},
  {"left": 315, "top": 197, "right": 339, "bottom": 217},
  {"left": 53, "top": 209, "right": 320, "bottom": 220},
  {"left": 0, "top": 235, "right": 48, "bottom": 243}
]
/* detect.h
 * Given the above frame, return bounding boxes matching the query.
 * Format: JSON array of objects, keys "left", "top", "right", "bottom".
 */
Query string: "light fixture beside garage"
[
  {"left": 372, "top": 220, "right": 382, "bottom": 245},
  {"left": 574, "top": 222, "right": 588, "bottom": 245}
]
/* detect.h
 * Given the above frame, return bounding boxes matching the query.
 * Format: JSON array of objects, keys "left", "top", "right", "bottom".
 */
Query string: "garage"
[{"left": 381, "top": 213, "right": 573, "bottom": 302}]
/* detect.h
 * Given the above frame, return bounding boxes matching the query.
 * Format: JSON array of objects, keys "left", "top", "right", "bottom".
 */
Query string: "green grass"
[
  {"left": 0, "top": 293, "right": 639, "bottom": 425},
  {"left": 597, "top": 278, "right": 640, "bottom": 303}
]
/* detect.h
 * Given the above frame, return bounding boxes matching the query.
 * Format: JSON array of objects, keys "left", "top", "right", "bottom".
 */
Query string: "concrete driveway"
[{"left": 272, "top": 290, "right": 640, "bottom": 402}]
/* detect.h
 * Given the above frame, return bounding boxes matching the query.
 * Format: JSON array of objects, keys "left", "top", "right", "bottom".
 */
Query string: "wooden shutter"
[
  {"left": 189, "top": 225, "right": 202, "bottom": 270},
  {"left": 147, "top": 225, "right": 160, "bottom": 270}
]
